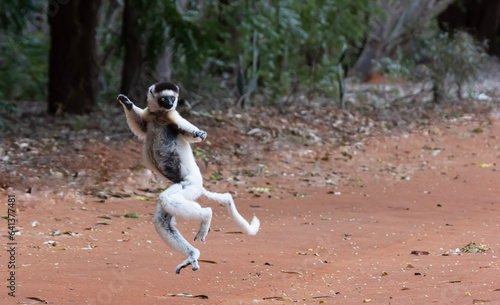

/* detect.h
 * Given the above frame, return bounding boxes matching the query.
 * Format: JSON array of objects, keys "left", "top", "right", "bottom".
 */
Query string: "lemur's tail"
[{"left": 202, "top": 189, "right": 260, "bottom": 235}]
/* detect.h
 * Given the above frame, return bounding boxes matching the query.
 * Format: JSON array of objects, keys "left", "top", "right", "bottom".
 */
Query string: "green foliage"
[
  {"left": 0, "top": 1, "right": 47, "bottom": 110},
  {"left": 1, "top": 0, "right": 487, "bottom": 115},
  {"left": 0, "top": 0, "right": 41, "bottom": 34},
  {"left": 192, "top": 148, "right": 209, "bottom": 159},
  {"left": 208, "top": 170, "right": 222, "bottom": 181},
  {"left": 0, "top": 32, "right": 49, "bottom": 101},
  {"left": 93, "top": 0, "right": 377, "bottom": 105},
  {"left": 139, "top": 0, "right": 215, "bottom": 80},
  {"left": 372, "top": 29, "right": 485, "bottom": 103},
  {"left": 160, "top": 0, "right": 377, "bottom": 105},
  {"left": 0, "top": 98, "right": 16, "bottom": 130},
  {"left": 315, "top": 55, "right": 345, "bottom": 106},
  {"left": 0, "top": 0, "right": 387, "bottom": 112},
  {"left": 414, "top": 31, "right": 485, "bottom": 102},
  {"left": 0, "top": 1, "right": 44, "bottom": 128},
  {"left": 373, "top": 48, "right": 412, "bottom": 81}
]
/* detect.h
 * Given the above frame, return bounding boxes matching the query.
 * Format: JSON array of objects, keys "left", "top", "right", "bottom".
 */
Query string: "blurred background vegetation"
[{"left": 0, "top": 0, "right": 498, "bottom": 126}]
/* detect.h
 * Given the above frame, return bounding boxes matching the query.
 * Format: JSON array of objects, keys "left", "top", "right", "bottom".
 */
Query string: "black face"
[{"left": 158, "top": 95, "right": 176, "bottom": 109}]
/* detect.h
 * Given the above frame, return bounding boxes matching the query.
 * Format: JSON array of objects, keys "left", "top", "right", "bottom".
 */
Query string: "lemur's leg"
[
  {"left": 153, "top": 204, "right": 201, "bottom": 274},
  {"left": 117, "top": 94, "right": 147, "bottom": 139},
  {"left": 203, "top": 190, "right": 260, "bottom": 236},
  {"left": 155, "top": 182, "right": 212, "bottom": 273},
  {"left": 159, "top": 183, "right": 212, "bottom": 241}
]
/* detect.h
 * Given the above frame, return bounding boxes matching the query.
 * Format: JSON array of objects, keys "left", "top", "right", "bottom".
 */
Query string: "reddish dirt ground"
[{"left": 1, "top": 118, "right": 499, "bottom": 305}]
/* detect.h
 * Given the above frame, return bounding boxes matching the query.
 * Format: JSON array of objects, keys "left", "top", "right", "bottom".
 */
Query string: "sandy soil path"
[{"left": 2, "top": 119, "right": 499, "bottom": 305}]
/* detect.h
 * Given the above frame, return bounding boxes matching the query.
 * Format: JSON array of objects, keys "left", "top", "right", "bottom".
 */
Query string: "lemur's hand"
[
  {"left": 117, "top": 94, "right": 133, "bottom": 110},
  {"left": 193, "top": 130, "right": 207, "bottom": 141}
]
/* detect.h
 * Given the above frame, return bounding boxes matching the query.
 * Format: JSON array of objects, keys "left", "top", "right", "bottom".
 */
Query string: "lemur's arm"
[
  {"left": 117, "top": 94, "right": 148, "bottom": 140},
  {"left": 167, "top": 110, "right": 207, "bottom": 143}
]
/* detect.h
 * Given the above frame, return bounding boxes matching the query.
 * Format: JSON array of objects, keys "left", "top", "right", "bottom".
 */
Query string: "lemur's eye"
[
  {"left": 161, "top": 97, "right": 166, "bottom": 102},
  {"left": 171, "top": 97, "right": 176, "bottom": 102}
]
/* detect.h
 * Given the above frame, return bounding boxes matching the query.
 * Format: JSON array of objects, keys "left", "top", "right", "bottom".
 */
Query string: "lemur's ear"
[{"left": 147, "top": 85, "right": 155, "bottom": 99}]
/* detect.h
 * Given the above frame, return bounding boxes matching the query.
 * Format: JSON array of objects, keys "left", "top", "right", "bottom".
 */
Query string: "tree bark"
[
  {"left": 351, "top": 0, "right": 455, "bottom": 81},
  {"left": 48, "top": 0, "right": 100, "bottom": 115},
  {"left": 120, "top": 0, "right": 145, "bottom": 102}
]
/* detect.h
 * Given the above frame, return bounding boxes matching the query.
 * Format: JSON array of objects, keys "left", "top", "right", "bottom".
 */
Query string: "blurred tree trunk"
[
  {"left": 155, "top": 44, "right": 173, "bottom": 82},
  {"left": 351, "top": 0, "right": 455, "bottom": 81},
  {"left": 120, "top": 0, "right": 144, "bottom": 101},
  {"left": 48, "top": 0, "right": 100, "bottom": 115}
]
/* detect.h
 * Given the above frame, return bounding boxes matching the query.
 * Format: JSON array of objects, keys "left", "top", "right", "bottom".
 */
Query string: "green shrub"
[
  {"left": 415, "top": 31, "right": 485, "bottom": 102},
  {"left": 373, "top": 48, "right": 413, "bottom": 81},
  {"left": 0, "top": 31, "right": 49, "bottom": 101}
]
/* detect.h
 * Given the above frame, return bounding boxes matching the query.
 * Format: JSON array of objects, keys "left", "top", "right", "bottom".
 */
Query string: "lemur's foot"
[
  {"left": 194, "top": 208, "right": 212, "bottom": 243},
  {"left": 175, "top": 257, "right": 200, "bottom": 274},
  {"left": 192, "top": 130, "right": 207, "bottom": 140},
  {"left": 117, "top": 94, "right": 133, "bottom": 109},
  {"left": 194, "top": 226, "right": 210, "bottom": 243}
]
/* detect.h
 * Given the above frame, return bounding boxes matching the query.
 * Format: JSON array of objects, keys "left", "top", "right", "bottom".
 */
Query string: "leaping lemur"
[{"left": 117, "top": 82, "right": 260, "bottom": 274}]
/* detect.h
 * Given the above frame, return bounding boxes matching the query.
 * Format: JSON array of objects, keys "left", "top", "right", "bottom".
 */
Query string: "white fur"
[
  {"left": 119, "top": 84, "right": 260, "bottom": 273},
  {"left": 167, "top": 111, "right": 202, "bottom": 144},
  {"left": 121, "top": 103, "right": 146, "bottom": 140},
  {"left": 202, "top": 190, "right": 260, "bottom": 235}
]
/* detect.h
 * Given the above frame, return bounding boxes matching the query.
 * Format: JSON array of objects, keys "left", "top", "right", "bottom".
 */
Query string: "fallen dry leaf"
[
  {"left": 411, "top": 250, "right": 430, "bottom": 256},
  {"left": 198, "top": 259, "right": 217, "bottom": 264},
  {"left": 263, "top": 297, "right": 286, "bottom": 300},
  {"left": 62, "top": 231, "right": 80, "bottom": 236},
  {"left": 25, "top": 297, "right": 52, "bottom": 304},
  {"left": 311, "top": 296, "right": 332, "bottom": 300},
  {"left": 169, "top": 293, "right": 208, "bottom": 299},
  {"left": 280, "top": 270, "right": 303, "bottom": 275}
]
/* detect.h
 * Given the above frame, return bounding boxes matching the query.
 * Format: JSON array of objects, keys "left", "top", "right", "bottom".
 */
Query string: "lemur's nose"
[{"left": 158, "top": 96, "right": 175, "bottom": 109}]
